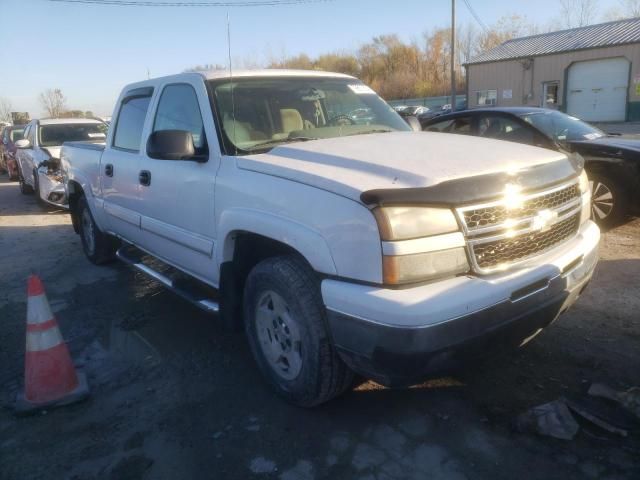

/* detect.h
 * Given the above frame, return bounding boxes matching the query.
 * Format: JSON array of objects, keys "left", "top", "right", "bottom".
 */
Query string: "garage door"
[{"left": 566, "top": 57, "right": 629, "bottom": 122}]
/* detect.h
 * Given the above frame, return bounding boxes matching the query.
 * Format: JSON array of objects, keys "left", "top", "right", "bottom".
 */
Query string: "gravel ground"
[{"left": 0, "top": 174, "right": 639, "bottom": 480}]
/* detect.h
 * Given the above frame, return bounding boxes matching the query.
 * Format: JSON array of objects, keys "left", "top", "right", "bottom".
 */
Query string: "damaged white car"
[{"left": 15, "top": 118, "right": 107, "bottom": 207}]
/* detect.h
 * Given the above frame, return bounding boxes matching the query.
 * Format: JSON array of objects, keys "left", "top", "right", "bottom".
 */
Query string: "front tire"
[
  {"left": 244, "top": 255, "right": 353, "bottom": 407},
  {"left": 18, "top": 166, "right": 33, "bottom": 195},
  {"left": 77, "top": 195, "right": 119, "bottom": 264},
  {"left": 589, "top": 172, "right": 626, "bottom": 228}
]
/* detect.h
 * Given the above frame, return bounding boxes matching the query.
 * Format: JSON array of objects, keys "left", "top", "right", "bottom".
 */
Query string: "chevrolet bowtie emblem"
[{"left": 532, "top": 209, "right": 558, "bottom": 232}]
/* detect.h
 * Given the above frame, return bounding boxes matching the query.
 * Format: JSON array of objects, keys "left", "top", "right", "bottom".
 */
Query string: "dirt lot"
[{"left": 1, "top": 174, "right": 639, "bottom": 480}]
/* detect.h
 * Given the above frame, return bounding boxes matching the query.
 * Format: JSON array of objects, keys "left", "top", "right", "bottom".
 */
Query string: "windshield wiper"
[{"left": 246, "top": 136, "right": 316, "bottom": 151}]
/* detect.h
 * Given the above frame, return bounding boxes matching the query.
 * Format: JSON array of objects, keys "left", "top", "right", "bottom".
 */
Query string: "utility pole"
[{"left": 450, "top": 0, "right": 456, "bottom": 111}]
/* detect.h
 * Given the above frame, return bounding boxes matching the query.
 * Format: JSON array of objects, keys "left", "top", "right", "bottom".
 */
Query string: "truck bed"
[{"left": 61, "top": 141, "right": 106, "bottom": 196}]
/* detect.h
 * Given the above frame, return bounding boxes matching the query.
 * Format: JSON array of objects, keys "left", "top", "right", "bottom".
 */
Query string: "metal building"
[{"left": 465, "top": 18, "right": 640, "bottom": 122}]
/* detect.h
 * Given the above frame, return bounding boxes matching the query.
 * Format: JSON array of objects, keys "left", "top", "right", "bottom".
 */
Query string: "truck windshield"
[
  {"left": 208, "top": 76, "right": 410, "bottom": 154},
  {"left": 39, "top": 123, "right": 107, "bottom": 147}
]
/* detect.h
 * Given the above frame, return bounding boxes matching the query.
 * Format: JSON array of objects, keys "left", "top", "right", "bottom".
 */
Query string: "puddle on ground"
[{"left": 103, "top": 320, "right": 162, "bottom": 366}]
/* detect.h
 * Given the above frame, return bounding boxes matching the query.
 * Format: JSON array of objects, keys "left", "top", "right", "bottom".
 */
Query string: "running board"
[{"left": 116, "top": 246, "right": 219, "bottom": 314}]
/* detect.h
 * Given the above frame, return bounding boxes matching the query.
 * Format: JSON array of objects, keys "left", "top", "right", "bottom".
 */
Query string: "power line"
[
  {"left": 45, "top": 0, "right": 332, "bottom": 6},
  {"left": 461, "top": 0, "right": 490, "bottom": 34},
  {"left": 461, "top": 0, "right": 522, "bottom": 61}
]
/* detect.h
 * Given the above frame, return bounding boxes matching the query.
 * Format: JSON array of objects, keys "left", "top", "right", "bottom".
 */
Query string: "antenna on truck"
[{"left": 227, "top": 12, "right": 238, "bottom": 155}]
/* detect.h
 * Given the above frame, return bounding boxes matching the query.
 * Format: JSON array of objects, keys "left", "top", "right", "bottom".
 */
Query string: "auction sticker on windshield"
[{"left": 348, "top": 84, "right": 376, "bottom": 95}]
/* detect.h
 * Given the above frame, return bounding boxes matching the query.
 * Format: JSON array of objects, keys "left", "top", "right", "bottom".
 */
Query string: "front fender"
[{"left": 217, "top": 207, "right": 337, "bottom": 275}]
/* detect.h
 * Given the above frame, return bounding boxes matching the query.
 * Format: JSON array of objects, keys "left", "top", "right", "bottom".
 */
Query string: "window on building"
[
  {"left": 542, "top": 82, "right": 560, "bottom": 108},
  {"left": 476, "top": 89, "right": 497, "bottom": 106}
]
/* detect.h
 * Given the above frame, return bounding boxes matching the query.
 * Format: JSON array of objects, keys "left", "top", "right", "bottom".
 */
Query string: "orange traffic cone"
[{"left": 15, "top": 274, "right": 89, "bottom": 413}]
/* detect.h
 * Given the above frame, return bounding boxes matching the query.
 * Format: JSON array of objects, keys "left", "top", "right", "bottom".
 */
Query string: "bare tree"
[
  {"left": 603, "top": 0, "right": 640, "bottom": 20},
  {"left": 39, "top": 89, "right": 67, "bottom": 118},
  {"left": 558, "top": 0, "right": 598, "bottom": 28},
  {"left": 183, "top": 64, "right": 227, "bottom": 72},
  {"left": 620, "top": 0, "right": 640, "bottom": 16},
  {"left": 0, "top": 97, "right": 12, "bottom": 123}
]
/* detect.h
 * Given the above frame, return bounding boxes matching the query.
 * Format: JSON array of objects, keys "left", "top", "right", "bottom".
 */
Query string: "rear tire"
[
  {"left": 589, "top": 172, "right": 626, "bottom": 228},
  {"left": 244, "top": 255, "right": 353, "bottom": 407},
  {"left": 77, "top": 195, "right": 119, "bottom": 265}
]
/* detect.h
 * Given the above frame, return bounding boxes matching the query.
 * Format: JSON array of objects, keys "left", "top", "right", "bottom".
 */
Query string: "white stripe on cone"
[
  {"left": 27, "top": 294, "right": 54, "bottom": 325},
  {"left": 26, "top": 328, "right": 64, "bottom": 352}
]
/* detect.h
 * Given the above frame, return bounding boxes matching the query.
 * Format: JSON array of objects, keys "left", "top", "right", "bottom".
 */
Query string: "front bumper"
[
  {"left": 38, "top": 167, "right": 68, "bottom": 208},
  {"left": 322, "top": 220, "right": 600, "bottom": 386}
]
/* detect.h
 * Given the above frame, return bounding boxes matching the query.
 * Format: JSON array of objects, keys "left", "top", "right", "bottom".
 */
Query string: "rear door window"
[
  {"left": 425, "top": 117, "right": 472, "bottom": 134},
  {"left": 477, "top": 115, "right": 535, "bottom": 145},
  {"left": 113, "top": 94, "right": 153, "bottom": 151}
]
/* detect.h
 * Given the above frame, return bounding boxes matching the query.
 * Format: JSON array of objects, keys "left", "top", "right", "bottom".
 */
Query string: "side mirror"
[
  {"left": 15, "top": 139, "right": 31, "bottom": 149},
  {"left": 404, "top": 115, "right": 422, "bottom": 132},
  {"left": 39, "top": 159, "right": 52, "bottom": 169},
  {"left": 147, "top": 130, "right": 195, "bottom": 160}
]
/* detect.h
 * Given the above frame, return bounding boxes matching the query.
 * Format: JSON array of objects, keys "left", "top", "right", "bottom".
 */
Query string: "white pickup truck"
[{"left": 61, "top": 69, "right": 600, "bottom": 406}]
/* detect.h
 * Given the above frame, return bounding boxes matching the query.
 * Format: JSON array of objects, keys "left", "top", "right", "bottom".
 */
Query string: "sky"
[{"left": 0, "top": 0, "right": 623, "bottom": 117}]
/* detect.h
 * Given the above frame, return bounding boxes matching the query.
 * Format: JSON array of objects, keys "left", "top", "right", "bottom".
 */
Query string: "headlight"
[
  {"left": 373, "top": 206, "right": 460, "bottom": 240},
  {"left": 373, "top": 206, "right": 469, "bottom": 285},
  {"left": 382, "top": 247, "right": 469, "bottom": 285},
  {"left": 578, "top": 169, "right": 589, "bottom": 194},
  {"left": 578, "top": 170, "right": 591, "bottom": 224}
]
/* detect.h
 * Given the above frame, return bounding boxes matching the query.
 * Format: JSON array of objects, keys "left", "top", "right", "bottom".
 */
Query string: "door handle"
[
  {"left": 139, "top": 170, "right": 151, "bottom": 186},
  {"left": 104, "top": 164, "right": 113, "bottom": 177}
]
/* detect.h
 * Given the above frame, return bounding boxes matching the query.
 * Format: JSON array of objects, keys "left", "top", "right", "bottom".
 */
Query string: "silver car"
[{"left": 15, "top": 118, "right": 107, "bottom": 207}]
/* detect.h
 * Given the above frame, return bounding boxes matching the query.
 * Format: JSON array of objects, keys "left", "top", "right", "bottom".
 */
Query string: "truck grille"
[
  {"left": 472, "top": 213, "right": 580, "bottom": 270},
  {"left": 462, "top": 184, "right": 580, "bottom": 230},
  {"left": 456, "top": 180, "right": 582, "bottom": 274}
]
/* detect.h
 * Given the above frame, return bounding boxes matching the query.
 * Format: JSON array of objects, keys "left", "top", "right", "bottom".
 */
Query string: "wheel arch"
[
  {"left": 67, "top": 180, "right": 86, "bottom": 234},
  {"left": 585, "top": 158, "right": 636, "bottom": 200},
  {"left": 216, "top": 209, "right": 337, "bottom": 330}
]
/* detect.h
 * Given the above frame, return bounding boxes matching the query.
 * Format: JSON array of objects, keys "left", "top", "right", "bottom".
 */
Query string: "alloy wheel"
[{"left": 590, "top": 180, "right": 614, "bottom": 221}]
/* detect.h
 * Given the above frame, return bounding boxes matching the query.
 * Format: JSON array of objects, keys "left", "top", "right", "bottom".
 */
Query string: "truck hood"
[{"left": 237, "top": 131, "right": 570, "bottom": 203}]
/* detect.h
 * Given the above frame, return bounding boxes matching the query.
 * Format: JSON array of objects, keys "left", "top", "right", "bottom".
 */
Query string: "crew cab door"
[
  {"left": 135, "top": 80, "right": 219, "bottom": 283},
  {"left": 101, "top": 87, "right": 154, "bottom": 243}
]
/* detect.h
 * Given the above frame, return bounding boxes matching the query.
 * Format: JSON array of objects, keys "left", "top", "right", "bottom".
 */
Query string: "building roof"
[{"left": 468, "top": 17, "right": 640, "bottom": 65}]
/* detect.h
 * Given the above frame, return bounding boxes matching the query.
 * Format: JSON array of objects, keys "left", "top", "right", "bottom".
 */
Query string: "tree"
[
  {"left": 183, "top": 64, "right": 226, "bottom": 72},
  {"left": 60, "top": 110, "right": 85, "bottom": 118},
  {"left": 557, "top": 0, "right": 598, "bottom": 28},
  {"left": 39, "top": 89, "right": 67, "bottom": 118},
  {"left": 603, "top": 0, "right": 640, "bottom": 20},
  {"left": 478, "top": 15, "right": 538, "bottom": 52},
  {"left": 183, "top": 13, "right": 545, "bottom": 101},
  {"left": 621, "top": 0, "right": 640, "bottom": 16},
  {"left": 85, "top": 111, "right": 94, "bottom": 118},
  {"left": 0, "top": 97, "right": 11, "bottom": 123}
]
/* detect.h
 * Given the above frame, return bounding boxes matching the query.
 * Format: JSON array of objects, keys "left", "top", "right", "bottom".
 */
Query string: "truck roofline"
[{"left": 119, "top": 69, "right": 357, "bottom": 94}]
